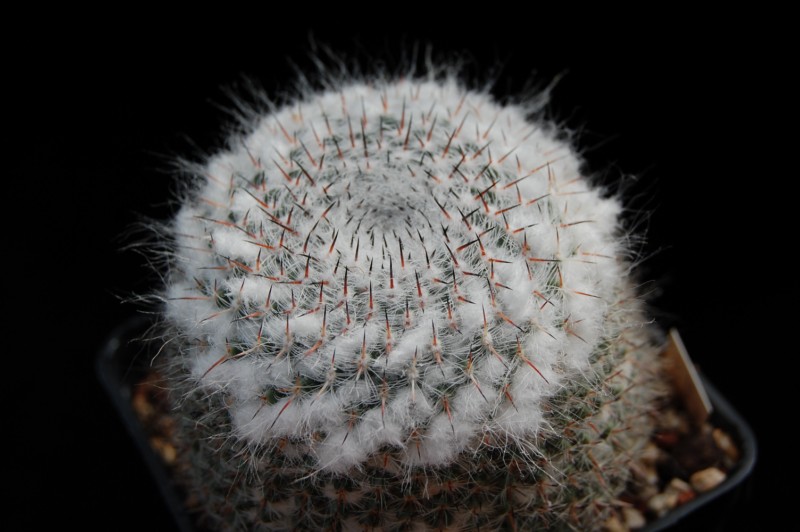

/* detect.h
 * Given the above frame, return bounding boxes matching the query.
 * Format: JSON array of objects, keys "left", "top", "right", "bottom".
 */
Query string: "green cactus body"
[{"left": 161, "top": 77, "right": 662, "bottom": 530}]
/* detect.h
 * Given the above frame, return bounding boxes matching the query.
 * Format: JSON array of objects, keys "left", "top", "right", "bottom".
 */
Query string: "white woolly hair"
[{"left": 164, "top": 75, "right": 632, "bottom": 473}]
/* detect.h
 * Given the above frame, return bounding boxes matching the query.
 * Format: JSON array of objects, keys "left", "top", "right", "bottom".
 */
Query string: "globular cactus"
[{"left": 160, "top": 73, "right": 662, "bottom": 530}]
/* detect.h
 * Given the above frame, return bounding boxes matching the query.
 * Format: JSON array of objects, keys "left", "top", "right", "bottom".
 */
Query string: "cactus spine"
[{"left": 161, "top": 75, "right": 661, "bottom": 530}]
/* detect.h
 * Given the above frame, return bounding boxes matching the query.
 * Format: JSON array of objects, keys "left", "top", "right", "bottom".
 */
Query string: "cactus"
[{"left": 159, "top": 74, "right": 662, "bottom": 530}]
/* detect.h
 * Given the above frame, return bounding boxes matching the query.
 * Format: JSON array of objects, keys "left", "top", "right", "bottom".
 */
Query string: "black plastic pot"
[{"left": 98, "top": 318, "right": 756, "bottom": 531}]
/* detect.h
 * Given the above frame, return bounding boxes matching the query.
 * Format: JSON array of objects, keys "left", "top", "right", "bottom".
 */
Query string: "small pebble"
[
  {"left": 654, "top": 430, "right": 680, "bottom": 448},
  {"left": 603, "top": 514, "right": 628, "bottom": 532},
  {"left": 162, "top": 443, "right": 177, "bottom": 464},
  {"left": 637, "top": 483, "right": 659, "bottom": 502},
  {"left": 640, "top": 442, "right": 662, "bottom": 466},
  {"left": 661, "top": 409, "right": 690, "bottom": 434},
  {"left": 647, "top": 491, "right": 679, "bottom": 516},
  {"left": 690, "top": 467, "right": 726, "bottom": 493},
  {"left": 713, "top": 428, "right": 740, "bottom": 461},
  {"left": 676, "top": 490, "right": 696, "bottom": 505},
  {"left": 631, "top": 462, "right": 659, "bottom": 486},
  {"left": 666, "top": 477, "right": 692, "bottom": 495},
  {"left": 622, "top": 507, "right": 646, "bottom": 529},
  {"left": 150, "top": 437, "right": 177, "bottom": 465},
  {"left": 132, "top": 388, "right": 155, "bottom": 421}
]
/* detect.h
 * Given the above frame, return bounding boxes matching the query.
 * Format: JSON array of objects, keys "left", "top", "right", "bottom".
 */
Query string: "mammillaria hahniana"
[{"left": 160, "top": 74, "right": 661, "bottom": 530}]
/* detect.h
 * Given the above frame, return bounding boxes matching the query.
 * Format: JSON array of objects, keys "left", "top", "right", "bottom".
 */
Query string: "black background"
[{"left": 19, "top": 20, "right": 787, "bottom": 530}]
